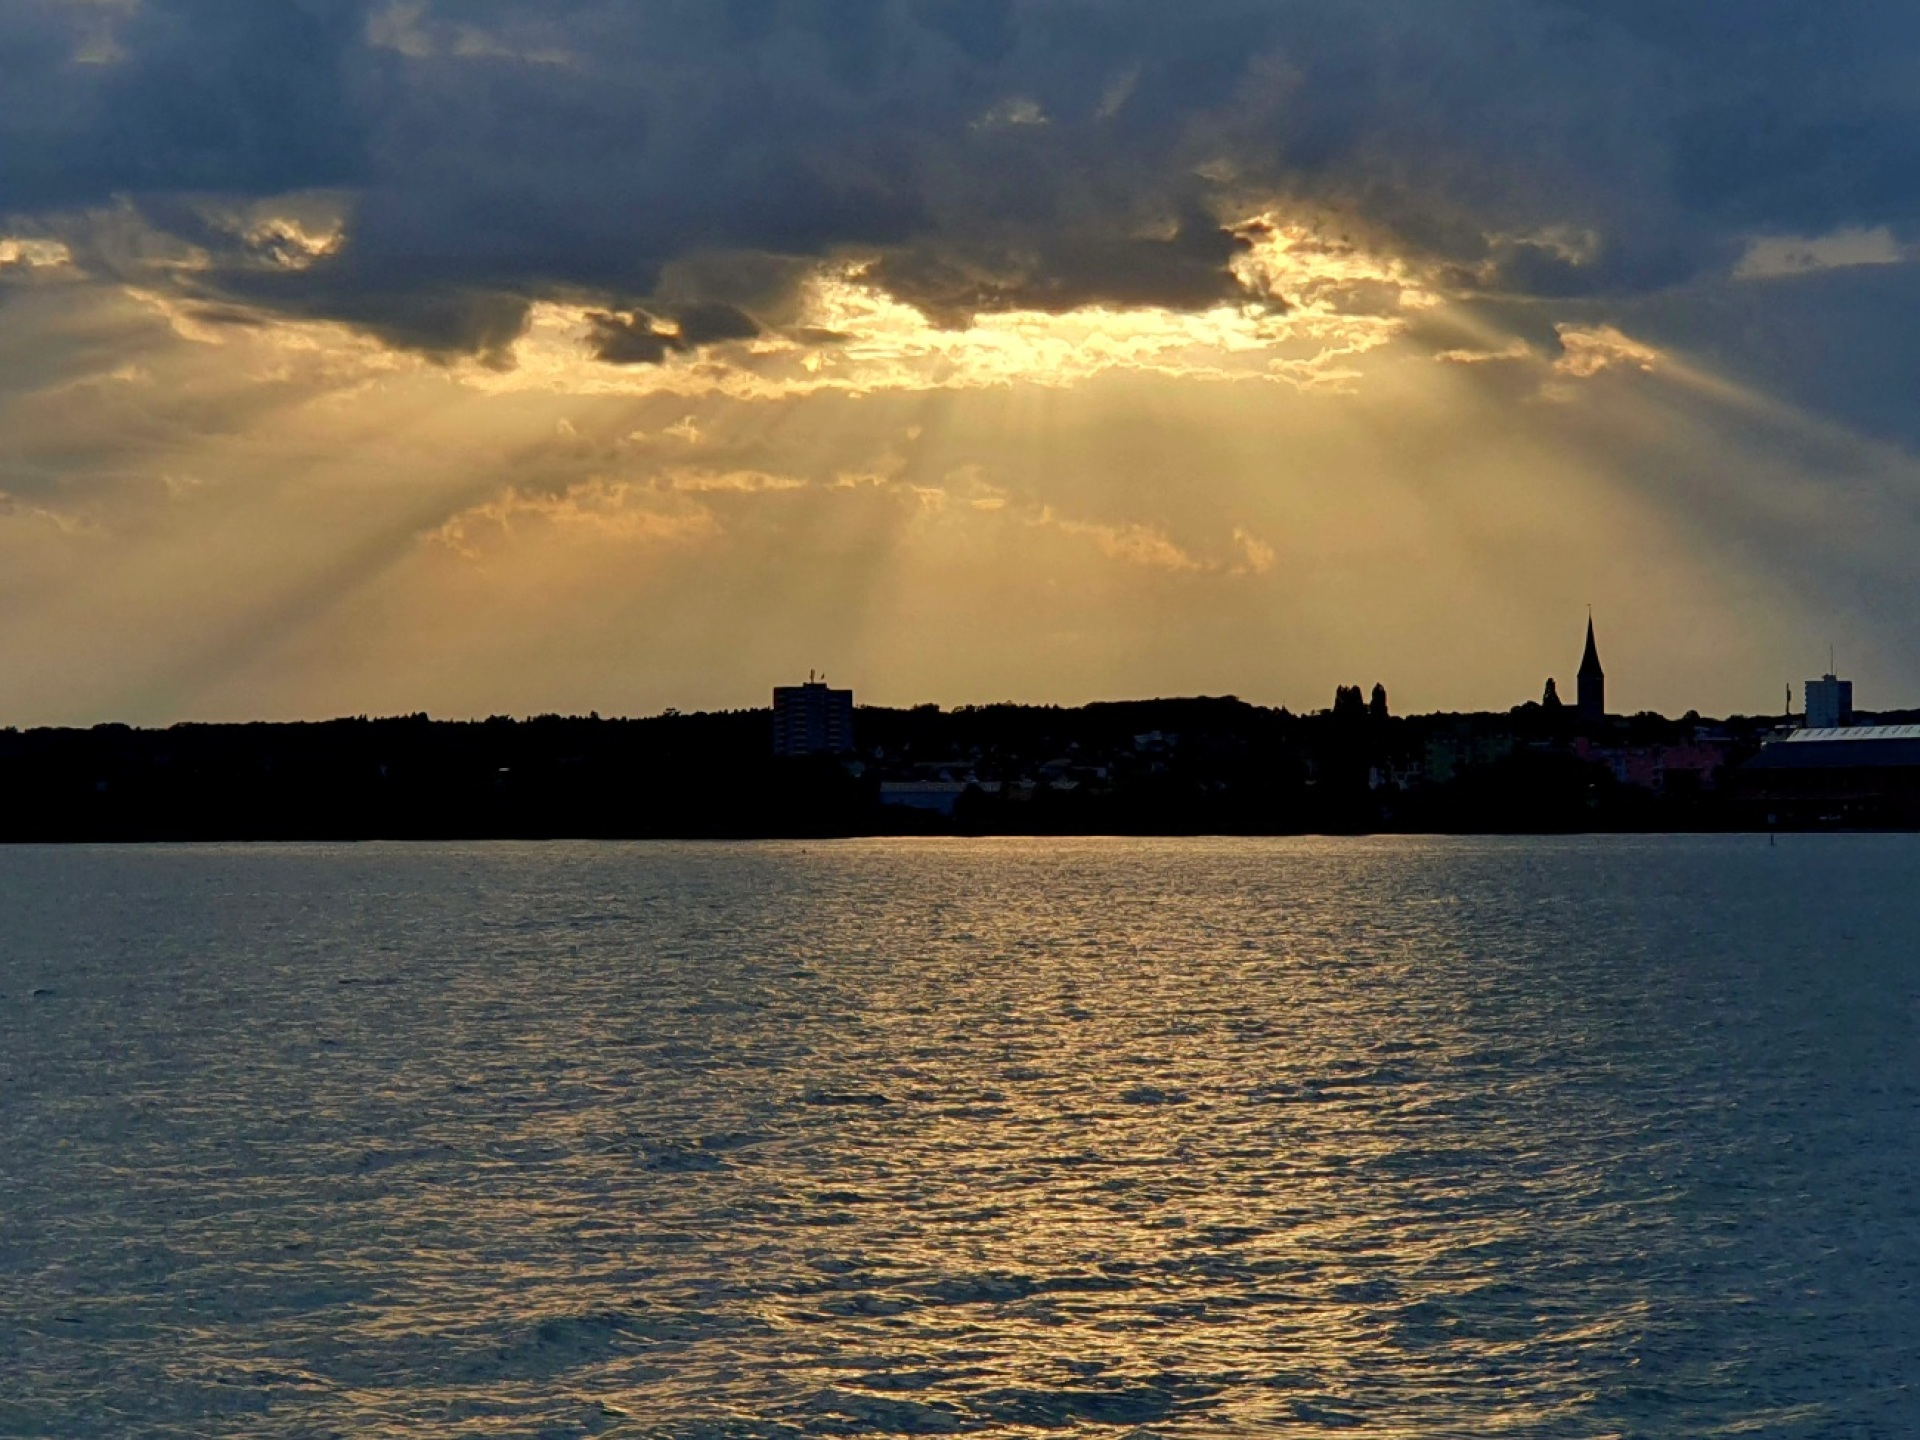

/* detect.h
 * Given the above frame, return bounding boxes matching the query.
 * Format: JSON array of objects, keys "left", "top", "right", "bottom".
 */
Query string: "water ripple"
[{"left": 4, "top": 835, "right": 1919, "bottom": 1436}]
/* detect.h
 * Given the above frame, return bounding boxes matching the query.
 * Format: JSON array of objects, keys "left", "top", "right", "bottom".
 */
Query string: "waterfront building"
[
  {"left": 1738, "top": 725, "right": 1920, "bottom": 826},
  {"left": 772, "top": 677, "right": 854, "bottom": 756}
]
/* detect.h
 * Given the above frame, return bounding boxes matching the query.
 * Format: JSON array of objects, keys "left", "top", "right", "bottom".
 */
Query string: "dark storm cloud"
[
  {"left": 1553, "top": 1, "right": 1920, "bottom": 228},
  {"left": 585, "top": 303, "right": 759, "bottom": 365},
  {"left": 869, "top": 206, "right": 1257, "bottom": 324},
  {"left": 1, "top": 2, "right": 368, "bottom": 204},
  {"left": 586, "top": 313, "right": 675, "bottom": 367},
  {"left": 231, "top": 267, "right": 539, "bottom": 364},
  {"left": 675, "top": 302, "right": 762, "bottom": 346},
  {"left": 8, "top": 0, "right": 1920, "bottom": 357}
]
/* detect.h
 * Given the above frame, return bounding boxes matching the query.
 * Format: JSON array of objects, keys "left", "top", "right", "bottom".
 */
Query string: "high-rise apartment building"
[
  {"left": 772, "top": 678, "right": 854, "bottom": 755},
  {"left": 1804, "top": 672, "right": 1854, "bottom": 730}
]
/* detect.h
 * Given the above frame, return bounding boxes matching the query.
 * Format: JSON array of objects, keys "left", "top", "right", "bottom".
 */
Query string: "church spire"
[{"left": 1577, "top": 613, "right": 1605, "bottom": 723}]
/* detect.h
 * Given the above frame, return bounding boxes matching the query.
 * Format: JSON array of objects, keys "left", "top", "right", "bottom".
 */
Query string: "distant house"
[
  {"left": 1650, "top": 738, "right": 1728, "bottom": 794},
  {"left": 772, "top": 678, "right": 854, "bottom": 756},
  {"left": 1573, "top": 736, "right": 1728, "bottom": 793},
  {"left": 878, "top": 780, "right": 989, "bottom": 816},
  {"left": 1424, "top": 729, "right": 1515, "bottom": 784}
]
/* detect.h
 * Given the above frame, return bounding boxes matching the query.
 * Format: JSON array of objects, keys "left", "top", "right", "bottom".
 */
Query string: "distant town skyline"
[
  {"left": 0, "top": 617, "right": 1884, "bottom": 731},
  {"left": 0, "top": 592, "right": 1883, "bottom": 727}
]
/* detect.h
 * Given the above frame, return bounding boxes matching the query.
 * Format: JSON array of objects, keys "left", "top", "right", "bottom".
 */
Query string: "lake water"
[{"left": 3, "top": 836, "right": 1918, "bottom": 1438}]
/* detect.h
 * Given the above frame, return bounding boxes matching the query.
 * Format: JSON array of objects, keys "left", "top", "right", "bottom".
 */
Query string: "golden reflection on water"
[{"left": 4, "top": 836, "right": 1919, "bottom": 1437}]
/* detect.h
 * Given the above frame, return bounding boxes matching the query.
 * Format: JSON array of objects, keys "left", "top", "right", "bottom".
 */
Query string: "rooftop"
[
  {"left": 1783, "top": 725, "right": 1920, "bottom": 743},
  {"left": 1745, "top": 725, "right": 1920, "bottom": 773}
]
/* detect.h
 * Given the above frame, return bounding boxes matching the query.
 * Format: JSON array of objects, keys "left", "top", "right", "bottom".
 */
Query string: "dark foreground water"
[{"left": 2, "top": 836, "right": 1918, "bottom": 1438}]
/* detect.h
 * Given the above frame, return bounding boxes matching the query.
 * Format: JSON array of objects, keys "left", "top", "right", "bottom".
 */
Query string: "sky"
[{"left": 6, "top": 1, "right": 1920, "bottom": 724}]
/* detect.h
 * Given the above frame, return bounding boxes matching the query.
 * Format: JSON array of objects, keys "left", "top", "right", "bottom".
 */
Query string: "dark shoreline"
[
  {"left": 0, "top": 827, "right": 1883, "bottom": 845},
  {"left": 2, "top": 697, "right": 1905, "bottom": 842}
]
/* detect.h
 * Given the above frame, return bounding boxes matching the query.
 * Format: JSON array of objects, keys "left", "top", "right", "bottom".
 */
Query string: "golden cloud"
[
  {"left": 1553, "top": 323, "right": 1660, "bottom": 378},
  {"left": 430, "top": 479, "right": 720, "bottom": 558}
]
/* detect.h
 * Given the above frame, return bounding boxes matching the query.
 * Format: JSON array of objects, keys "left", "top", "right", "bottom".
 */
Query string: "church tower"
[{"left": 1577, "top": 615, "right": 1605, "bottom": 724}]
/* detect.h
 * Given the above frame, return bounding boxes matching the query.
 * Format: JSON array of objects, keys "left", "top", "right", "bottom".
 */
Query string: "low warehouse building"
[{"left": 1736, "top": 725, "right": 1920, "bottom": 827}]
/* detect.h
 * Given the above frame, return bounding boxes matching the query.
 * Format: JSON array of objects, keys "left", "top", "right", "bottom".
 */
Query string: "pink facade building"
[{"left": 1573, "top": 736, "right": 1728, "bottom": 792}]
